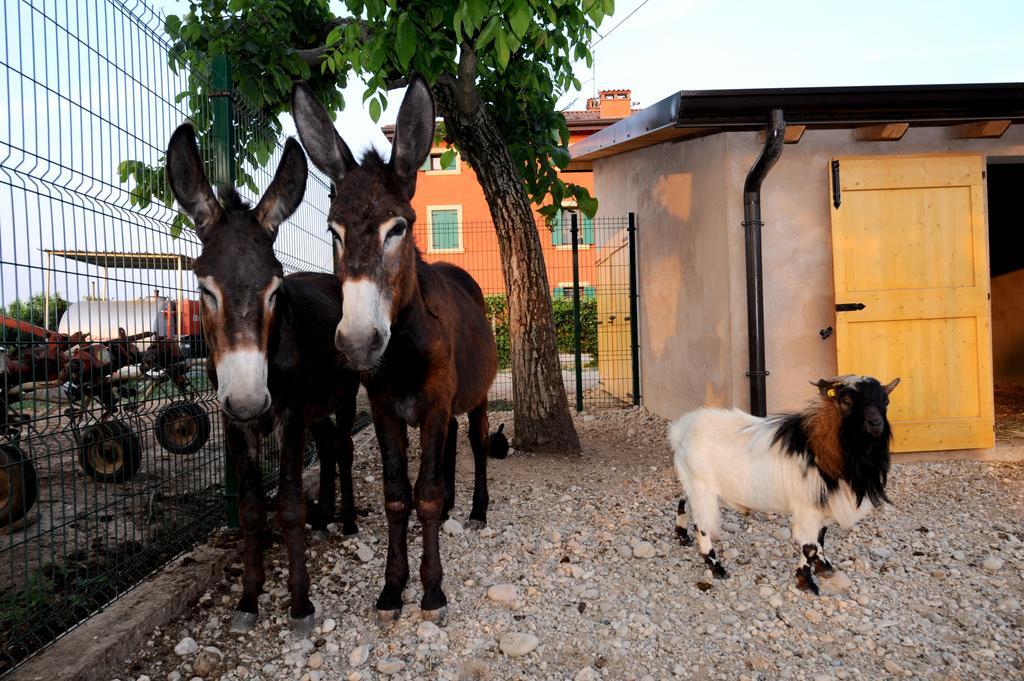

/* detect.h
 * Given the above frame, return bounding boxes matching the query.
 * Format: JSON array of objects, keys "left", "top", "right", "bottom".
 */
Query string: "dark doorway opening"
[{"left": 987, "top": 161, "right": 1024, "bottom": 445}]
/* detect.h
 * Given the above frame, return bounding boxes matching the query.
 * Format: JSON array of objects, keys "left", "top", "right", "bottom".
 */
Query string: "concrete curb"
[
  {"left": 895, "top": 444, "right": 1024, "bottom": 464},
  {"left": 12, "top": 536, "right": 239, "bottom": 681}
]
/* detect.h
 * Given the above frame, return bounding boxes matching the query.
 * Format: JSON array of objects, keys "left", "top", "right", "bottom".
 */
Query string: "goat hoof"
[
  {"left": 291, "top": 613, "right": 316, "bottom": 636},
  {"left": 710, "top": 565, "right": 729, "bottom": 580},
  {"left": 421, "top": 606, "right": 448, "bottom": 627},
  {"left": 342, "top": 523, "right": 359, "bottom": 536},
  {"left": 311, "top": 529, "right": 328, "bottom": 542},
  {"left": 376, "top": 608, "right": 401, "bottom": 629},
  {"left": 796, "top": 567, "right": 820, "bottom": 595},
  {"left": 465, "top": 519, "right": 486, "bottom": 531},
  {"left": 814, "top": 561, "right": 835, "bottom": 576},
  {"left": 230, "top": 610, "right": 258, "bottom": 633}
]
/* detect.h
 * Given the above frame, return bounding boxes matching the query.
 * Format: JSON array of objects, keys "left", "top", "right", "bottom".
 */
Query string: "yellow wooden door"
[
  {"left": 829, "top": 154, "right": 994, "bottom": 452},
  {"left": 595, "top": 229, "right": 633, "bottom": 403}
]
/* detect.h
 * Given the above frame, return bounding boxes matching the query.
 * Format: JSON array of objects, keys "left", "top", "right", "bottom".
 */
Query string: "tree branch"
[{"left": 292, "top": 17, "right": 365, "bottom": 66}]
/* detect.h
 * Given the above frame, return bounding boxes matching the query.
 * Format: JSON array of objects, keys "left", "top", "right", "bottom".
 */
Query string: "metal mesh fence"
[
  {"left": 0, "top": 0, "right": 340, "bottom": 673},
  {"left": 415, "top": 215, "right": 639, "bottom": 410},
  {"left": 0, "top": 0, "right": 638, "bottom": 672}
]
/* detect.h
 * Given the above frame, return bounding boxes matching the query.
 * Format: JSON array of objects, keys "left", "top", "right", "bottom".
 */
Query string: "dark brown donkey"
[
  {"left": 166, "top": 125, "right": 360, "bottom": 634},
  {"left": 293, "top": 76, "right": 499, "bottom": 625}
]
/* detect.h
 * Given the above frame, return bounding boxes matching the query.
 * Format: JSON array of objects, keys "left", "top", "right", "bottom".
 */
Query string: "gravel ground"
[{"left": 114, "top": 408, "right": 1023, "bottom": 681}]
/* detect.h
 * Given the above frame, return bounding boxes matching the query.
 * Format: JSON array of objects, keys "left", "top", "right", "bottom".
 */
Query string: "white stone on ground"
[
  {"left": 173, "top": 638, "right": 198, "bottom": 656},
  {"left": 499, "top": 632, "right": 540, "bottom": 657}
]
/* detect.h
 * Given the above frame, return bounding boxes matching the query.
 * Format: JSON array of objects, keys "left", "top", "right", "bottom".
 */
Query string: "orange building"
[{"left": 383, "top": 89, "right": 637, "bottom": 297}]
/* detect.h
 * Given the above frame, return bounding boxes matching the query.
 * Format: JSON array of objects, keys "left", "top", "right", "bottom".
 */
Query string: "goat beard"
[{"left": 839, "top": 423, "right": 892, "bottom": 507}]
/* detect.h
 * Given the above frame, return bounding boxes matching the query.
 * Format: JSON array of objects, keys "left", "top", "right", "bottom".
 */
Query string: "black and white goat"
[{"left": 669, "top": 375, "right": 900, "bottom": 594}]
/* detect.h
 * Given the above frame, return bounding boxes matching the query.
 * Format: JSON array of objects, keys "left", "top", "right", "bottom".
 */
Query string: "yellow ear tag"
[{"left": 827, "top": 389, "right": 836, "bottom": 398}]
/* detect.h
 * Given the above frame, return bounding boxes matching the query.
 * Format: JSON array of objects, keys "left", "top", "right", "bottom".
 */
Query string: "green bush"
[
  {"left": 484, "top": 294, "right": 598, "bottom": 371},
  {"left": 0, "top": 293, "right": 69, "bottom": 346}
]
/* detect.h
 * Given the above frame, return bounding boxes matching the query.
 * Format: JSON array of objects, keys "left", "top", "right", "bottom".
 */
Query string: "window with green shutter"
[
  {"left": 551, "top": 209, "right": 595, "bottom": 246},
  {"left": 430, "top": 208, "right": 461, "bottom": 251}
]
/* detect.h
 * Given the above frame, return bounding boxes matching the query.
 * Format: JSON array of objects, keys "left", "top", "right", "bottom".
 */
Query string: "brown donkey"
[
  {"left": 166, "top": 125, "right": 360, "bottom": 634},
  {"left": 293, "top": 76, "right": 499, "bottom": 625}
]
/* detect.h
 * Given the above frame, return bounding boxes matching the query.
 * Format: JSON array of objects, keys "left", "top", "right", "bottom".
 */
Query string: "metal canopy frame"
[{"left": 41, "top": 250, "right": 192, "bottom": 337}]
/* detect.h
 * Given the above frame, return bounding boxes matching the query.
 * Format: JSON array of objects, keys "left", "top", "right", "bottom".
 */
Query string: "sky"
[
  {"left": 153, "top": 0, "right": 1024, "bottom": 158},
  {"left": 2, "top": 0, "right": 1024, "bottom": 311}
]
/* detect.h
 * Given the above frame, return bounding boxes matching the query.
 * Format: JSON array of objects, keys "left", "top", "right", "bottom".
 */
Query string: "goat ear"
[
  {"left": 883, "top": 377, "right": 901, "bottom": 394},
  {"left": 812, "top": 379, "right": 837, "bottom": 397},
  {"left": 390, "top": 74, "right": 435, "bottom": 198},
  {"left": 253, "top": 138, "right": 307, "bottom": 239},
  {"left": 291, "top": 81, "right": 356, "bottom": 182},
  {"left": 166, "top": 124, "right": 222, "bottom": 240}
]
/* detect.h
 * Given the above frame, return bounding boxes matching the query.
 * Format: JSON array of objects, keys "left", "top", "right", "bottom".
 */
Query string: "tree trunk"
[{"left": 434, "top": 78, "right": 580, "bottom": 454}]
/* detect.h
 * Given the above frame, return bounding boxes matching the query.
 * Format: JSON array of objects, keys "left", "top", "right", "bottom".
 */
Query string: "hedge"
[{"left": 484, "top": 294, "right": 597, "bottom": 370}]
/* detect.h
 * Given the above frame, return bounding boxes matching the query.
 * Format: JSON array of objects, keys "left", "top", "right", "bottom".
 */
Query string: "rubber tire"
[
  {"left": 78, "top": 420, "right": 142, "bottom": 483},
  {"left": 154, "top": 401, "right": 211, "bottom": 455},
  {"left": 0, "top": 443, "right": 38, "bottom": 527}
]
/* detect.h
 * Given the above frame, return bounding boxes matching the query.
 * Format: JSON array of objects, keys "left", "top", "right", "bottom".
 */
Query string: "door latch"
[{"left": 835, "top": 303, "right": 865, "bottom": 312}]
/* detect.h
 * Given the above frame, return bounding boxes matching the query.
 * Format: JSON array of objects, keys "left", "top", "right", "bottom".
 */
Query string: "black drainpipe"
[{"left": 742, "top": 108, "right": 785, "bottom": 417}]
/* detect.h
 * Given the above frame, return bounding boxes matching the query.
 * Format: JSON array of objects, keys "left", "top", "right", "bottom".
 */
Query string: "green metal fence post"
[
  {"left": 211, "top": 53, "right": 239, "bottom": 528},
  {"left": 627, "top": 212, "right": 641, "bottom": 406},
  {"left": 571, "top": 212, "right": 583, "bottom": 412}
]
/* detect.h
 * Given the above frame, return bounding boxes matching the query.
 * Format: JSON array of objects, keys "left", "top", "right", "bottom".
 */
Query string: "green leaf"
[
  {"left": 164, "top": 14, "right": 182, "bottom": 37},
  {"left": 476, "top": 15, "right": 500, "bottom": 49},
  {"left": 439, "top": 148, "right": 456, "bottom": 169},
  {"left": 395, "top": 12, "right": 417, "bottom": 70},
  {"left": 508, "top": 0, "right": 531, "bottom": 38},
  {"left": 494, "top": 27, "right": 510, "bottom": 70},
  {"left": 369, "top": 97, "right": 382, "bottom": 122},
  {"left": 577, "top": 191, "right": 598, "bottom": 219}
]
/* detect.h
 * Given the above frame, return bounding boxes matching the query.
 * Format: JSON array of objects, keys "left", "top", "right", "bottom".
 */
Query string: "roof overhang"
[{"left": 569, "top": 82, "right": 1024, "bottom": 166}]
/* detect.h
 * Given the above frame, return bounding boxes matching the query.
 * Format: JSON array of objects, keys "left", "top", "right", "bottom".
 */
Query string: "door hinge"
[{"left": 831, "top": 160, "right": 841, "bottom": 209}]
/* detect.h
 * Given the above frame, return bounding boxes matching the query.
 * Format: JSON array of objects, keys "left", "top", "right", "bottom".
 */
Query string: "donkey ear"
[
  {"left": 253, "top": 138, "right": 307, "bottom": 238},
  {"left": 883, "top": 377, "right": 901, "bottom": 394},
  {"left": 291, "top": 81, "right": 356, "bottom": 182},
  {"left": 390, "top": 74, "right": 435, "bottom": 198},
  {"left": 166, "top": 124, "right": 222, "bottom": 239}
]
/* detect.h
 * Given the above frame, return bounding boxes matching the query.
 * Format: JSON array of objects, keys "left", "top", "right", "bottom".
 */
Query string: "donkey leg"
[
  {"left": 416, "top": 408, "right": 451, "bottom": 623},
  {"left": 792, "top": 511, "right": 826, "bottom": 595},
  {"left": 466, "top": 402, "right": 490, "bottom": 528},
  {"left": 441, "top": 418, "right": 458, "bottom": 521},
  {"left": 335, "top": 399, "right": 359, "bottom": 536},
  {"left": 226, "top": 420, "right": 267, "bottom": 633},
  {"left": 308, "top": 418, "right": 336, "bottom": 533},
  {"left": 276, "top": 412, "right": 316, "bottom": 633},
  {"left": 372, "top": 404, "right": 411, "bottom": 625}
]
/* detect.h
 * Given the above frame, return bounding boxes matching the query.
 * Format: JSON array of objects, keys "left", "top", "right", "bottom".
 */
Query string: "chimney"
[{"left": 595, "top": 89, "right": 632, "bottom": 119}]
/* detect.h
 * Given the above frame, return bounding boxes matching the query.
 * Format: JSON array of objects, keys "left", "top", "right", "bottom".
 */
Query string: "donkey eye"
[
  {"left": 386, "top": 221, "right": 407, "bottom": 240},
  {"left": 199, "top": 286, "right": 218, "bottom": 311}
]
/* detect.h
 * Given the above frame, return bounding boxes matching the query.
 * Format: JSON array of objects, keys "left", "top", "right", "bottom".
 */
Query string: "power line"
[{"left": 591, "top": 0, "right": 655, "bottom": 48}]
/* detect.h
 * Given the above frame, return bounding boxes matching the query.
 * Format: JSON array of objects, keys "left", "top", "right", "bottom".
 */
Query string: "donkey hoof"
[
  {"left": 311, "top": 530, "right": 328, "bottom": 542},
  {"left": 291, "top": 613, "right": 317, "bottom": 636},
  {"left": 421, "top": 606, "right": 448, "bottom": 627},
  {"left": 465, "top": 519, "right": 486, "bottom": 531},
  {"left": 230, "top": 610, "right": 258, "bottom": 633},
  {"left": 342, "top": 523, "right": 359, "bottom": 537},
  {"left": 376, "top": 609, "right": 401, "bottom": 629}
]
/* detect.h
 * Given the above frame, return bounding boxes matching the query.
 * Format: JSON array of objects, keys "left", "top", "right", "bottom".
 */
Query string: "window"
[
  {"left": 550, "top": 208, "right": 594, "bottom": 247},
  {"left": 552, "top": 283, "right": 596, "bottom": 300},
  {"left": 420, "top": 150, "right": 459, "bottom": 173},
  {"left": 427, "top": 206, "right": 462, "bottom": 252}
]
